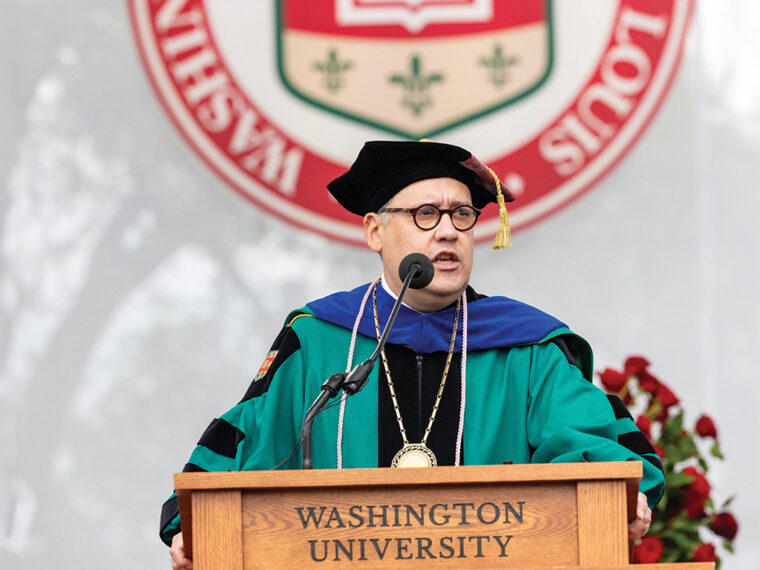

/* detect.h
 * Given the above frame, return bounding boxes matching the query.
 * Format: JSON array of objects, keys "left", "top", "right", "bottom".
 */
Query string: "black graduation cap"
[{"left": 328, "top": 140, "right": 514, "bottom": 248}]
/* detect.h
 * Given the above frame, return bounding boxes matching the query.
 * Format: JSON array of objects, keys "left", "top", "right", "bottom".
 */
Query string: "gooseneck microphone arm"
[
  {"left": 341, "top": 257, "right": 422, "bottom": 395},
  {"left": 300, "top": 371, "right": 345, "bottom": 470},
  {"left": 301, "top": 253, "right": 434, "bottom": 469}
]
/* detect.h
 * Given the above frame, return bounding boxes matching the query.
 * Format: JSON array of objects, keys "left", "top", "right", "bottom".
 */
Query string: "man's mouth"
[{"left": 432, "top": 252, "right": 460, "bottom": 268}]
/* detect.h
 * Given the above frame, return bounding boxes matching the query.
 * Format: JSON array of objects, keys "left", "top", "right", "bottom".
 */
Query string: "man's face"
[{"left": 364, "top": 177, "right": 475, "bottom": 312}]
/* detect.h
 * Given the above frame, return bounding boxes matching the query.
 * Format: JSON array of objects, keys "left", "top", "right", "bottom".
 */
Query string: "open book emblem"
[{"left": 335, "top": 0, "right": 494, "bottom": 34}]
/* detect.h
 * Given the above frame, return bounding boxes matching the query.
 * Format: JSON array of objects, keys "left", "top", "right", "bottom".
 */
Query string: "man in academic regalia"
[{"left": 162, "top": 141, "right": 664, "bottom": 569}]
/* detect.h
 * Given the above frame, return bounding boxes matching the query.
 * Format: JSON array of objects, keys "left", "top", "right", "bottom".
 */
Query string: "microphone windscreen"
[{"left": 398, "top": 253, "right": 435, "bottom": 289}]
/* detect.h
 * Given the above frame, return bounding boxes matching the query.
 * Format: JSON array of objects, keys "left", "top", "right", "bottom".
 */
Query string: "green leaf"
[
  {"left": 662, "top": 411, "right": 685, "bottom": 440},
  {"left": 697, "top": 457, "right": 709, "bottom": 471},
  {"left": 669, "top": 516, "right": 702, "bottom": 534},
  {"left": 711, "top": 441, "right": 725, "bottom": 459},
  {"left": 724, "top": 540, "right": 734, "bottom": 553},
  {"left": 668, "top": 471, "right": 696, "bottom": 488},
  {"left": 668, "top": 530, "right": 698, "bottom": 550},
  {"left": 664, "top": 445, "right": 687, "bottom": 464},
  {"left": 680, "top": 436, "right": 698, "bottom": 457},
  {"left": 661, "top": 548, "right": 682, "bottom": 563},
  {"left": 721, "top": 495, "right": 735, "bottom": 508}
]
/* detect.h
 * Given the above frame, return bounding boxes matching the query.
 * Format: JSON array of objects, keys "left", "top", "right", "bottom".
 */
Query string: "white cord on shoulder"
[
  {"left": 336, "top": 278, "right": 380, "bottom": 469},
  {"left": 454, "top": 291, "right": 468, "bottom": 467}
]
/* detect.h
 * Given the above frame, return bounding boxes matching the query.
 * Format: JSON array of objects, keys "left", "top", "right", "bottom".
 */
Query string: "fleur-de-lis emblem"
[
  {"left": 313, "top": 49, "right": 353, "bottom": 92},
  {"left": 389, "top": 55, "right": 444, "bottom": 115},
  {"left": 479, "top": 44, "right": 519, "bottom": 87}
]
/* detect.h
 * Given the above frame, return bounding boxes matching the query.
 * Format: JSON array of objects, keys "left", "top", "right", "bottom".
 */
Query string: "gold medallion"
[{"left": 391, "top": 444, "right": 437, "bottom": 468}]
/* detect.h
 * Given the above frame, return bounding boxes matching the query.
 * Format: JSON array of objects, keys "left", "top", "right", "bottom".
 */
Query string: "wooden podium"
[{"left": 175, "top": 461, "right": 714, "bottom": 569}]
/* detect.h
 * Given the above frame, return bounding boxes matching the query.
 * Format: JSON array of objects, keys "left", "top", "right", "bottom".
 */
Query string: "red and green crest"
[{"left": 277, "top": 0, "right": 553, "bottom": 138}]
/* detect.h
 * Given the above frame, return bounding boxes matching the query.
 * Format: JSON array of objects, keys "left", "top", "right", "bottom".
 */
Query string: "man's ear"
[{"left": 364, "top": 213, "right": 383, "bottom": 253}]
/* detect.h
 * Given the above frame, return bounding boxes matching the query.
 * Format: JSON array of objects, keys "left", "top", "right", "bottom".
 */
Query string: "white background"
[{"left": 1, "top": 1, "right": 758, "bottom": 568}]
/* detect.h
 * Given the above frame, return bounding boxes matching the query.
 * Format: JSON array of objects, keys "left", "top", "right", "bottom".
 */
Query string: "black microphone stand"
[{"left": 301, "top": 265, "right": 422, "bottom": 469}]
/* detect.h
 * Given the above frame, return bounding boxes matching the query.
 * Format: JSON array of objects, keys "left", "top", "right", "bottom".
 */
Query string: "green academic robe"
[{"left": 160, "top": 305, "right": 665, "bottom": 545}]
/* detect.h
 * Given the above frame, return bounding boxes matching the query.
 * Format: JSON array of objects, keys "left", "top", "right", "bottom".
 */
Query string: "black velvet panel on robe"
[
  {"left": 378, "top": 345, "right": 464, "bottom": 466},
  {"left": 376, "top": 286, "right": 488, "bottom": 466}
]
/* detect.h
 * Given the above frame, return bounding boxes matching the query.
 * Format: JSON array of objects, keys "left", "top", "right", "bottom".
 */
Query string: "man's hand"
[
  {"left": 628, "top": 492, "right": 652, "bottom": 542},
  {"left": 170, "top": 532, "right": 193, "bottom": 569}
]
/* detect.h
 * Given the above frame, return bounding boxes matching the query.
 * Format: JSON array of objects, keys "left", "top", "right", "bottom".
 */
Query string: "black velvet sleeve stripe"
[
  {"left": 197, "top": 418, "right": 245, "bottom": 459},
  {"left": 606, "top": 394, "right": 633, "bottom": 420},
  {"left": 239, "top": 325, "right": 301, "bottom": 403},
  {"left": 159, "top": 464, "right": 209, "bottom": 545},
  {"left": 618, "top": 430, "right": 656, "bottom": 455},
  {"left": 550, "top": 337, "right": 579, "bottom": 369},
  {"left": 159, "top": 496, "right": 179, "bottom": 546},
  {"left": 642, "top": 453, "right": 664, "bottom": 473}
]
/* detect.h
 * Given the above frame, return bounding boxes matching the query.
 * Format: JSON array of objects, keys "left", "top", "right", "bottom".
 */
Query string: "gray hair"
[{"left": 377, "top": 197, "right": 393, "bottom": 226}]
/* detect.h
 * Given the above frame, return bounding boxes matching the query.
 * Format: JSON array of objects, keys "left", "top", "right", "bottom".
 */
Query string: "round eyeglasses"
[{"left": 378, "top": 204, "right": 481, "bottom": 231}]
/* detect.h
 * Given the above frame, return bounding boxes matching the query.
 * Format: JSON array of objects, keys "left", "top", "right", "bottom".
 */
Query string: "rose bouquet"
[{"left": 598, "top": 356, "right": 738, "bottom": 565}]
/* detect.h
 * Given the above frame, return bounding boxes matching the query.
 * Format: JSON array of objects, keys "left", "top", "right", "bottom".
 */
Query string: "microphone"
[
  {"left": 300, "top": 254, "right": 435, "bottom": 469},
  {"left": 342, "top": 253, "right": 434, "bottom": 394},
  {"left": 398, "top": 252, "right": 435, "bottom": 289}
]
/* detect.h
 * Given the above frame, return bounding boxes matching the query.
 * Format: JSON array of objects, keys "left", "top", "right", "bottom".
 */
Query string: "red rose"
[
  {"left": 655, "top": 407, "right": 670, "bottom": 423},
  {"left": 696, "top": 414, "right": 718, "bottom": 438},
  {"left": 683, "top": 466, "right": 711, "bottom": 497},
  {"left": 655, "top": 382, "right": 680, "bottom": 409},
  {"left": 624, "top": 355, "right": 650, "bottom": 377},
  {"left": 653, "top": 444, "right": 666, "bottom": 460},
  {"left": 636, "top": 415, "right": 652, "bottom": 439},
  {"left": 683, "top": 466, "right": 710, "bottom": 517},
  {"left": 638, "top": 370, "right": 660, "bottom": 394},
  {"left": 711, "top": 512, "right": 738, "bottom": 540},
  {"left": 686, "top": 502, "right": 707, "bottom": 519},
  {"left": 692, "top": 543, "right": 716, "bottom": 562},
  {"left": 632, "top": 536, "right": 664, "bottom": 563},
  {"left": 599, "top": 368, "right": 628, "bottom": 392}
]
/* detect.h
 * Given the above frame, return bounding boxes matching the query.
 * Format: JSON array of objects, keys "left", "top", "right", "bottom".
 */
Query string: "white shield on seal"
[{"left": 278, "top": 0, "right": 553, "bottom": 138}]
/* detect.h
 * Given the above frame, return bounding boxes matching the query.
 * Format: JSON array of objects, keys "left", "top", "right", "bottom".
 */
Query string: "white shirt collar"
[{"left": 380, "top": 277, "right": 419, "bottom": 312}]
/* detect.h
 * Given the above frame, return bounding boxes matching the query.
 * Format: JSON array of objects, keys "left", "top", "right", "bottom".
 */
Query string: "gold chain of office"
[{"left": 372, "top": 284, "right": 460, "bottom": 468}]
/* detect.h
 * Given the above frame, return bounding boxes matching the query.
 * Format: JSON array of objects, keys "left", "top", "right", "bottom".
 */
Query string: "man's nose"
[{"left": 434, "top": 212, "right": 459, "bottom": 239}]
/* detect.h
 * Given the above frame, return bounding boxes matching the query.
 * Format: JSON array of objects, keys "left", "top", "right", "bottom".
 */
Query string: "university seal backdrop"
[{"left": 129, "top": 0, "right": 691, "bottom": 245}]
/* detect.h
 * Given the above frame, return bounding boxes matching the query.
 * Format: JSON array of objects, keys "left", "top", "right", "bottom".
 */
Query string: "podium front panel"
[
  {"left": 240, "top": 482, "right": 579, "bottom": 568},
  {"left": 177, "top": 463, "right": 646, "bottom": 569}
]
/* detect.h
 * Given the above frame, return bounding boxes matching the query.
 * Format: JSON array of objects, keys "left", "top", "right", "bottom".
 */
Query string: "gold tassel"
[
  {"left": 488, "top": 167, "right": 511, "bottom": 249},
  {"left": 418, "top": 142, "right": 510, "bottom": 248}
]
